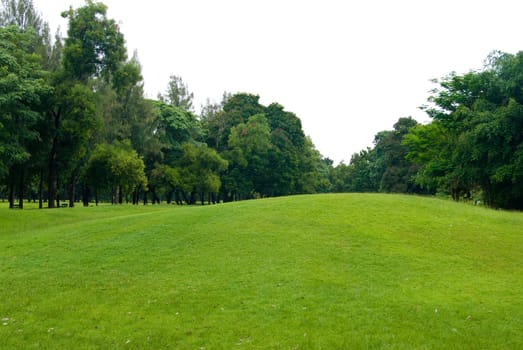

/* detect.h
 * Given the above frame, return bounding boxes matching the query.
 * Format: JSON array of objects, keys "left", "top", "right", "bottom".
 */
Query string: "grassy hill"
[{"left": 1, "top": 194, "right": 522, "bottom": 349}]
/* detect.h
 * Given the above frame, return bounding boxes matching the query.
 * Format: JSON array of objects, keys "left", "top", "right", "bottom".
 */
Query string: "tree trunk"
[
  {"left": 18, "top": 168, "right": 24, "bottom": 209},
  {"left": 48, "top": 156, "right": 57, "bottom": 208},
  {"left": 68, "top": 172, "right": 77, "bottom": 208},
  {"left": 118, "top": 187, "right": 123, "bottom": 204},
  {"left": 8, "top": 180, "right": 14, "bottom": 209},
  {"left": 38, "top": 168, "right": 44, "bottom": 209},
  {"left": 143, "top": 191, "right": 148, "bottom": 205},
  {"left": 111, "top": 186, "right": 117, "bottom": 204},
  {"left": 151, "top": 187, "right": 159, "bottom": 204},
  {"left": 82, "top": 183, "right": 90, "bottom": 207},
  {"left": 181, "top": 191, "right": 190, "bottom": 205},
  {"left": 174, "top": 191, "right": 181, "bottom": 205},
  {"left": 132, "top": 188, "right": 137, "bottom": 205},
  {"left": 48, "top": 108, "right": 61, "bottom": 209}
]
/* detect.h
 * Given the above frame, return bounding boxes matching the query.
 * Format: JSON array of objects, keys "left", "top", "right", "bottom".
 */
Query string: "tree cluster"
[
  {"left": 0, "top": 0, "right": 330, "bottom": 209},
  {"left": 329, "top": 51, "right": 523, "bottom": 210},
  {"left": 330, "top": 117, "right": 423, "bottom": 195},
  {"left": 403, "top": 51, "right": 523, "bottom": 209},
  {"left": 4, "top": 1, "right": 523, "bottom": 210}
]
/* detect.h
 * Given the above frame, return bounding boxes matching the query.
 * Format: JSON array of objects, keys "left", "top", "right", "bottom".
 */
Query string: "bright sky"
[{"left": 34, "top": 0, "right": 523, "bottom": 164}]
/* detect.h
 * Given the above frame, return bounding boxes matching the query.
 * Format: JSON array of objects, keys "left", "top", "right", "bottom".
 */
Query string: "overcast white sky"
[{"left": 34, "top": 0, "right": 523, "bottom": 164}]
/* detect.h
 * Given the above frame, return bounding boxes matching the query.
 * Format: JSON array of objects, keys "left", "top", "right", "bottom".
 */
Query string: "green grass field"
[{"left": 0, "top": 194, "right": 522, "bottom": 349}]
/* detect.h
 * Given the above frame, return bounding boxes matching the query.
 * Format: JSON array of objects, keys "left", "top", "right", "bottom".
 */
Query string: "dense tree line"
[
  {"left": 404, "top": 51, "right": 523, "bottom": 209},
  {"left": 330, "top": 51, "right": 523, "bottom": 210},
  {"left": 0, "top": 0, "right": 330, "bottom": 208},
  {"left": 3, "top": 1, "right": 523, "bottom": 210},
  {"left": 330, "top": 117, "right": 423, "bottom": 195}
]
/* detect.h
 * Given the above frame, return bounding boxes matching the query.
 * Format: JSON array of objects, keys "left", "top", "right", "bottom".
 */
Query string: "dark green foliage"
[
  {"left": 0, "top": 25, "right": 52, "bottom": 207},
  {"left": 375, "top": 117, "right": 420, "bottom": 193},
  {"left": 61, "top": 0, "right": 126, "bottom": 83},
  {"left": 225, "top": 113, "right": 272, "bottom": 198},
  {"left": 7, "top": 1, "right": 523, "bottom": 209},
  {"left": 46, "top": 1, "right": 133, "bottom": 207},
  {"left": 148, "top": 163, "right": 181, "bottom": 203},
  {"left": 332, "top": 117, "right": 420, "bottom": 194},
  {"left": 205, "top": 93, "right": 265, "bottom": 152},
  {"left": 84, "top": 141, "right": 147, "bottom": 204},
  {"left": 152, "top": 100, "right": 203, "bottom": 165},
  {"left": 204, "top": 93, "right": 326, "bottom": 201},
  {"left": 177, "top": 143, "right": 228, "bottom": 204},
  {"left": 329, "top": 51, "right": 523, "bottom": 209},
  {"left": 4, "top": 2, "right": 310, "bottom": 207},
  {"left": 406, "top": 51, "right": 523, "bottom": 209},
  {"left": 332, "top": 148, "right": 379, "bottom": 192}
]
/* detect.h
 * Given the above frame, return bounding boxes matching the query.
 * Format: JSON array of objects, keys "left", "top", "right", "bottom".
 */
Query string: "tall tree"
[
  {"left": 1, "top": 0, "right": 63, "bottom": 209},
  {"left": 0, "top": 25, "right": 52, "bottom": 208},
  {"left": 205, "top": 93, "right": 265, "bottom": 152},
  {"left": 374, "top": 117, "right": 420, "bottom": 193},
  {"left": 160, "top": 75, "right": 194, "bottom": 112},
  {"left": 403, "top": 121, "right": 461, "bottom": 197},
  {"left": 226, "top": 113, "right": 272, "bottom": 199},
  {"left": 153, "top": 100, "right": 203, "bottom": 164},
  {"left": 406, "top": 50, "right": 523, "bottom": 208},
  {"left": 46, "top": 0, "right": 127, "bottom": 208},
  {"left": 60, "top": 1, "right": 125, "bottom": 83},
  {"left": 265, "top": 103, "right": 305, "bottom": 195},
  {"left": 0, "top": 0, "right": 42, "bottom": 31}
]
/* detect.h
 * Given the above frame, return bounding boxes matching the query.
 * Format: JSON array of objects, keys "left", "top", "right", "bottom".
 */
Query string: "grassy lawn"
[{"left": 0, "top": 194, "right": 522, "bottom": 349}]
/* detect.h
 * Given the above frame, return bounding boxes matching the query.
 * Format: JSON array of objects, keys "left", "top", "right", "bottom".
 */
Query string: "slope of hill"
[{"left": 1, "top": 194, "right": 522, "bottom": 349}]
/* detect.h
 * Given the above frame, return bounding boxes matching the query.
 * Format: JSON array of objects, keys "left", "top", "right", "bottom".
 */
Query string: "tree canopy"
[
  {"left": 3, "top": 0, "right": 523, "bottom": 210},
  {"left": 0, "top": 0, "right": 330, "bottom": 207}
]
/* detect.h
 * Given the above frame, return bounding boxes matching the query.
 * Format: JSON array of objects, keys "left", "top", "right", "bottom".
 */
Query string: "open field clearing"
[{"left": 1, "top": 194, "right": 522, "bottom": 349}]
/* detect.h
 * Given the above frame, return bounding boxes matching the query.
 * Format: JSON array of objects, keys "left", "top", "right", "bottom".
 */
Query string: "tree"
[
  {"left": 176, "top": 143, "right": 227, "bottom": 205},
  {"left": 0, "top": 25, "right": 52, "bottom": 208},
  {"left": 160, "top": 75, "right": 194, "bottom": 112},
  {"left": 0, "top": 0, "right": 42, "bottom": 31},
  {"left": 297, "top": 137, "right": 333, "bottom": 194},
  {"left": 201, "top": 93, "right": 319, "bottom": 200},
  {"left": 1, "top": 0, "right": 59, "bottom": 209},
  {"left": 46, "top": 0, "right": 128, "bottom": 208},
  {"left": 374, "top": 117, "right": 420, "bottom": 193},
  {"left": 60, "top": 0, "right": 125, "bottom": 83},
  {"left": 406, "top": 50, "right": 523, "bottom": 208},
  {"left": 339, "top": 148, "right": 379, "bottom": 192},
  {"left": 153, "top": 100, "right": 203, "bottom": 164},
  {"left": 403, "top": 121, "right": 461, "bottom": 197},
  {"left": 225, "top": 113, "right": 272, "bottom": 199},
  {"left": 84, "top": 141, "right": 147, "bottom": 204},
  {"left": 148, "top": 163, "right": 181, "bottom": 204},
  {"left": 200, "top": 92, "right": 230, "bottom": 123},
  {"left": 50, "top": 82, "right": 99, "bottom": 207},
  {"left": 331, "top": 117, "right": 425, "bottom": 195},
  {"left": 205, "top": 93, "right": 265, "bottom": 152},
  {"left": 95, "top": 52, "right": 143, "bottom": 143},
  {"left": 265, "top": 103, "right": 306, "bottom": 195}
]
